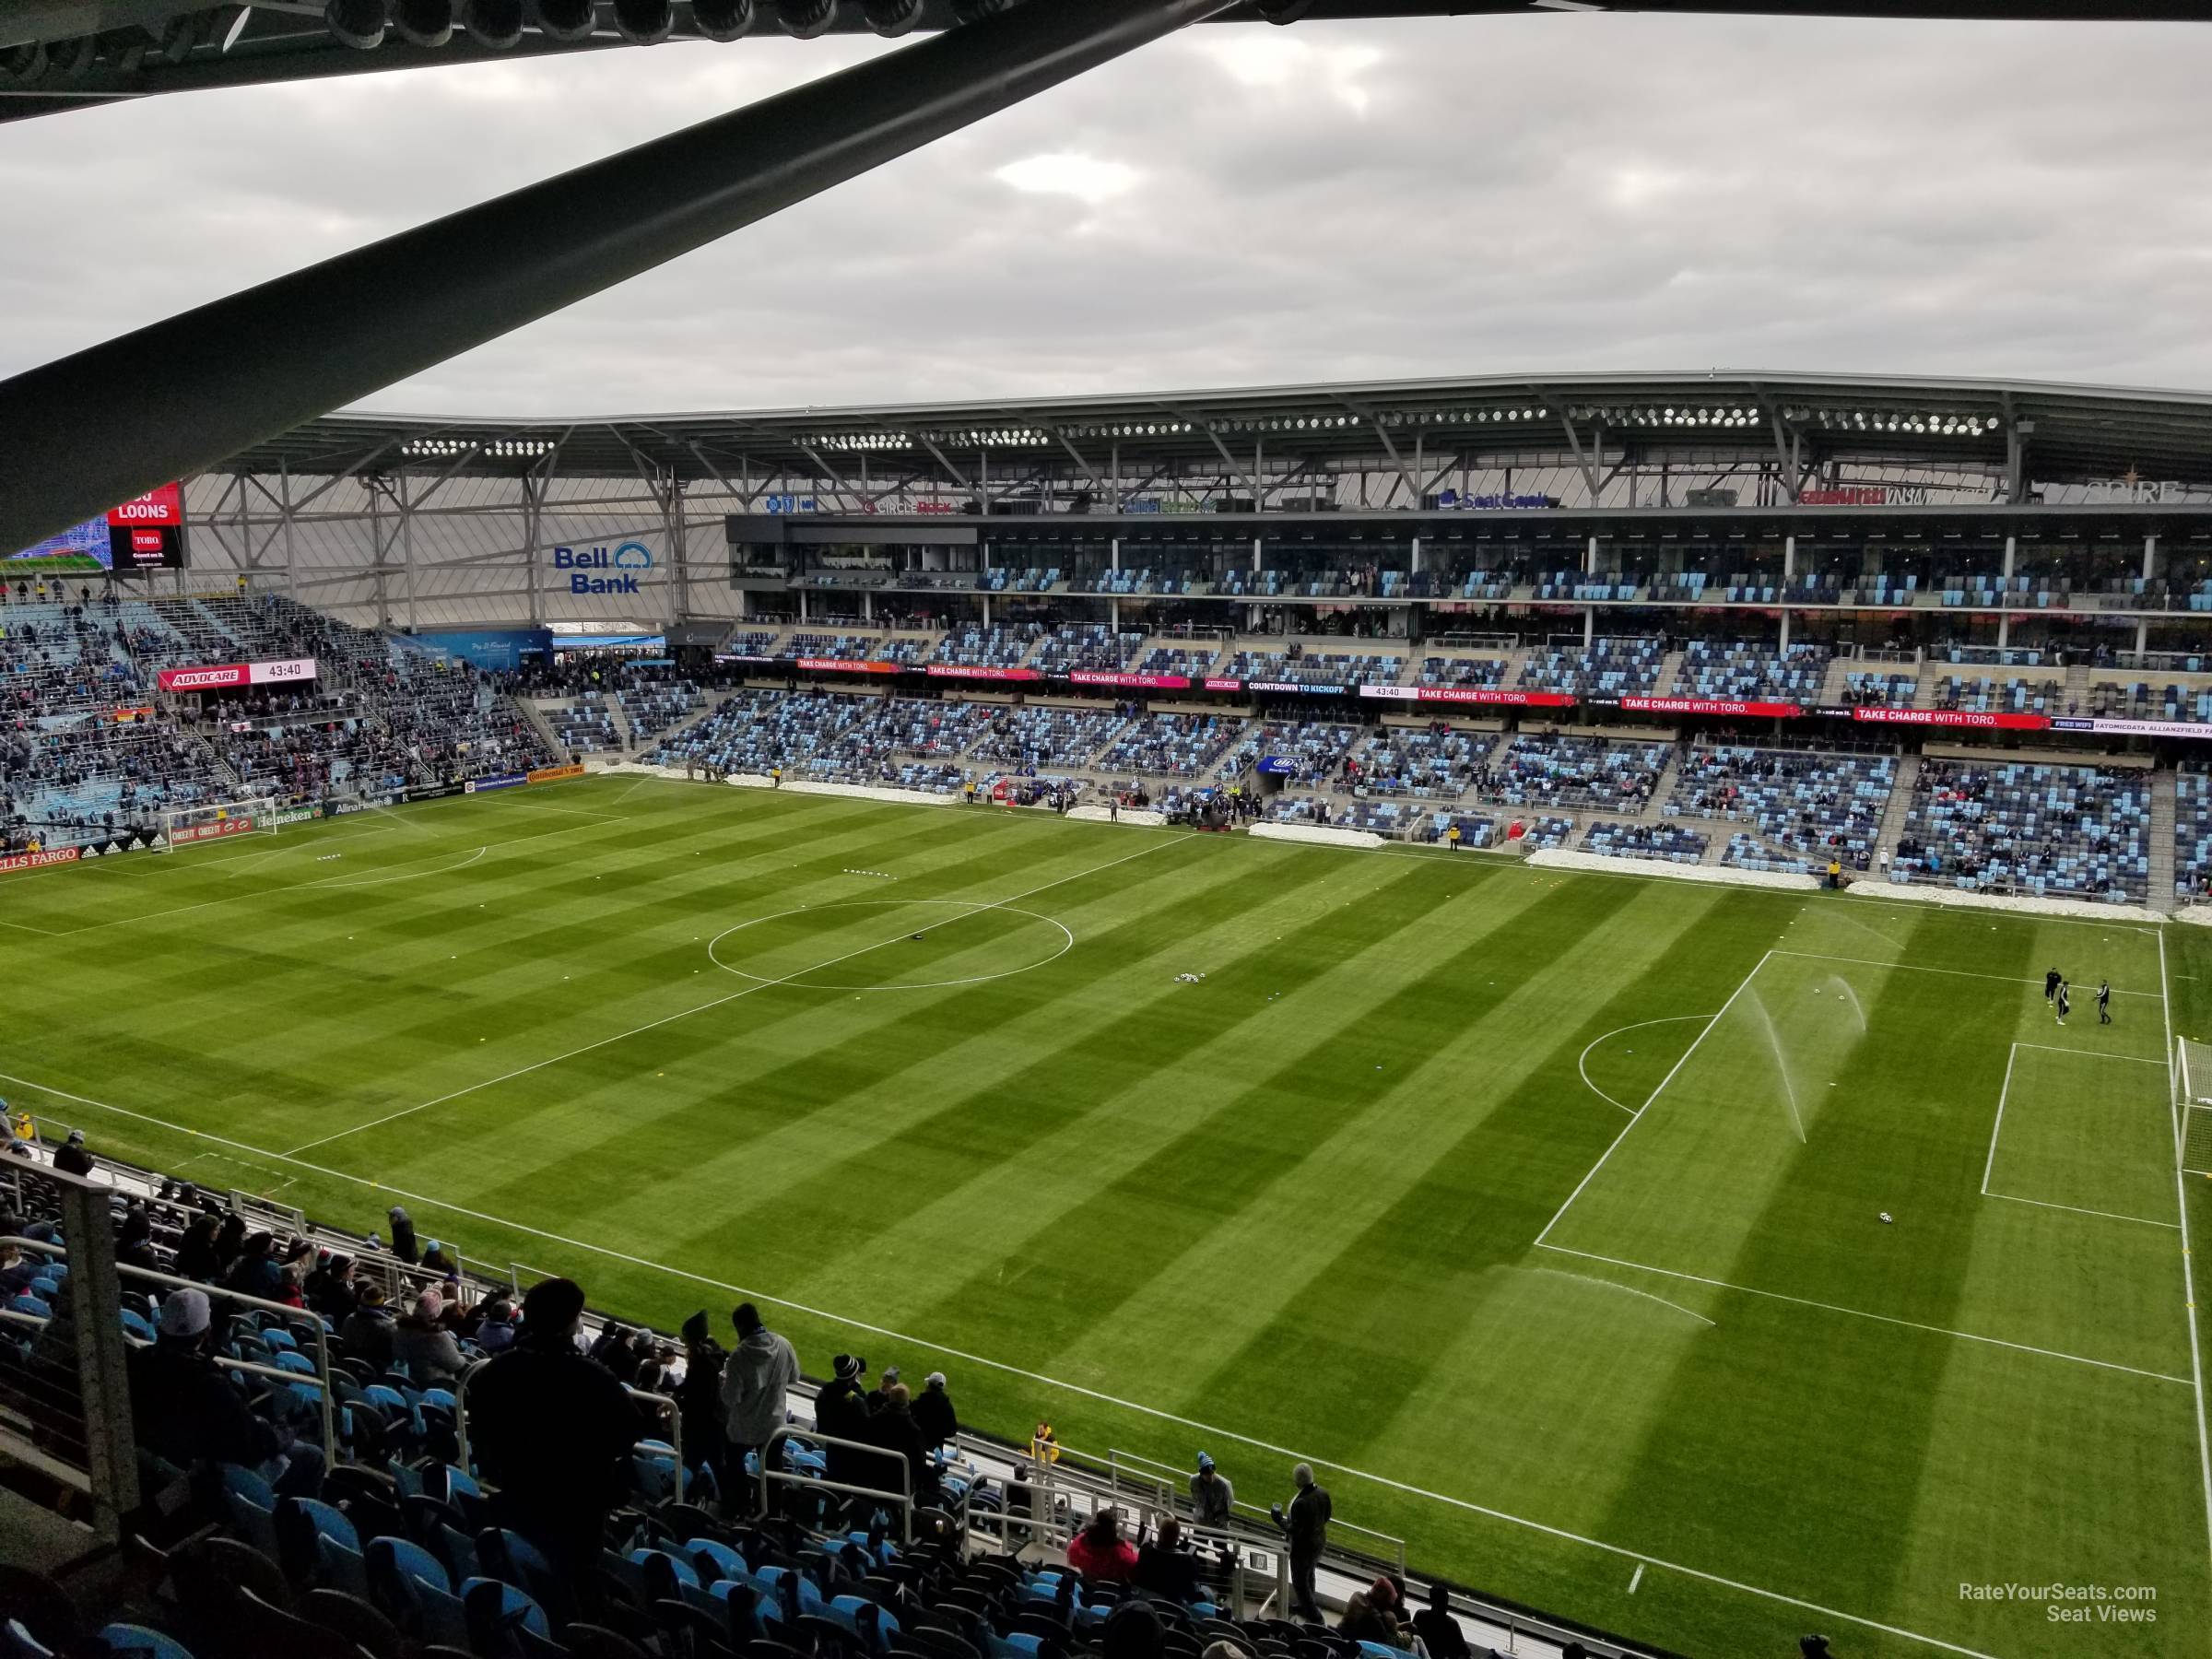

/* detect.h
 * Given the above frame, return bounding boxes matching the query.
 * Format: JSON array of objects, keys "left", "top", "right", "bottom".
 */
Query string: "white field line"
[
  {"left": 278, "top": 833, "right": 1195, "bottom": 1157},
  {"left": 1773, "top": 949, "right": 2160, "bottom": 999},
  {"left": 1983, "top": 1041, "right": 2183, "bottom": 1229},
  {"left": 1532, "top": 952, "right": 1772, "bottom": 1250},
  {"left": 47, "top": 817, "right": 610, "bottom": 937},
  {"left": 1575, "top": 1016, "right": 1715, "bottom": 1115},
  {"left": 2159, "top": 928, "right": 2212, "bottom": 1586},
  {"left": 1980, "top": 1045, "right": 2020, "bottom": 1196},
  {"left": 1520, "top": 1264, "right": 1716, "bottom": 1328},
  {"left": 0, "top": 1065, "right": 2008, "bottom": 1659},
  {"left": 1983, "top": 1191, "right": 2180, "bottom": 1230},
  {"left": 1537, "top": 1242, "right": 2191, "bottom": 1388},
  {"left": 314, "top": 846, "right": 487, "bottom": 889},
  {"left": 1626, "top": 1563, "right": 1644, "bottom": 1594}
]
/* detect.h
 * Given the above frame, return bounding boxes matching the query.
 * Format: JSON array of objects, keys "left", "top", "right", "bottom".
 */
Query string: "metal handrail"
[
  {"left": 758, "top": 1424, "right": 915, "bottom": 1544},
  {"left": 2, "top": 1234, "right": 340, "bottom": 1466}
]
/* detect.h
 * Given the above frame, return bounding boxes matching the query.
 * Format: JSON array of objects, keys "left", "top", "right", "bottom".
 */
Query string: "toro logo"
[{"left": 554, "top": 542, "right": 653, "bottom": 594}]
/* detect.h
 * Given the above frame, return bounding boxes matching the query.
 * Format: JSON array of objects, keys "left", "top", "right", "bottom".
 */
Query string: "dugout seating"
[
  {"left": 1668, "top": 744, "right": 1896, "bottom": 872},
  {"left": 1895, "top": 759, "right": 2150, "bottom": 901},
  {"left": 1577, "top": 820, "right": 1708, "bottom": 865},
  {"left": 1486, "top": 734, "right": 1670, "bottom": 812},
  {"left": 1669, "top": 641, "right": 1829, "bottom": 705},
  {"left": 1514, "top": 638, "right": 1665, "bottom": 697}
]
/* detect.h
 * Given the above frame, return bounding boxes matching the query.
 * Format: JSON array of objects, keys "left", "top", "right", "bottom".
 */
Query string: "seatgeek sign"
[{"left": 552, "top": 542, "right": 653, "bottom": 595}]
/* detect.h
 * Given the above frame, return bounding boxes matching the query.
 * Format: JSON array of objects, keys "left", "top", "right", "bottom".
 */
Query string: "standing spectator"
[
  {"left": 392, "top": 1288, "right": 466, "bottom": 1385},
  {"left": 1412, "top": 1583, "right": 1469, "bottom": 1659},
  {"left": 863, "top": 1382, "right": 932, "bottom": 1505},
  {"left": 719, "top": 1301, "right": 798, "bottom": 1506},
  {"left": 912, "top": 1370, "right": 958, "bottom": 1449},
  {"left": 129, "top": 1288, "right": 324, "bottom": 1499},
  {"left": 172, "top": 1216, "right": 223, "bottom": 1283},
  {"left": 52, "top": 1130, "right": 92, "bottom": 1178},
  {"left": 467, "top": 1277, "right": 643, "bottom": 1594},
  {"left": 1271, "top": 1463, "right": 1332, "bottom": 1622},
  {"left": 1189, "top": 1452, "right": 1233, "bottom": 1529},
  {"left": 673, "top": 1311, "right": 728, "bottom": 1502},
  {"left": 385, "top": 1206, "right": 418, "bottom": 1265},
  {"left": 1066, "top": 1507, "right": 1139, "bottom": 1583}
]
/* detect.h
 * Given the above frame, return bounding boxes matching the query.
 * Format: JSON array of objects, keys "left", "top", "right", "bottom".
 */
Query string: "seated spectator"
[
  {"left": 475, "top": 1297, "right": 518, "bottom": 1354},
  {"left": 467, "top": 1277, "right": 645, "bottom": 1593},
  {"left": 1102, "top": 1602, "right": 1165, "bottom": 1659},
  {"left": 392, "top": 1288, "right": 466, "bottom": 1385},
  {"left": 1135, "top": 1514, "right": 1209, "bottom": 1605},
  {"left": 0, "top": 1245, "right": 41, "bottom": 1297},
  {"left": 912, "top": 1369, "right": 957, "bottom": 1448},
  {"left": 1066, "top": 1507, "right": 1139, "bottom": 1583},
  {"left": 337, "top": 1285, "right": 394, "bottom": 1371},
  {"left": 302, "top": 1253, "right": 359, "bottom": 1322},
  {"left": 171, "top": 1216, "right": 223, "bottom": 1283},
  {"left": 1339, "top": 1577, "right": 1417, "bottom": 1650},
  {"left": 129, "top": 1287, "right": 324, "bottom": 1499},
  {"left": 114, "top": 1210, "right": 159, "bottom": 1273},
  {"left": 223, "top": 1232, "right": 283, "bottom": 1301},
  {"left": 420, "top": 1238, "right": 458, "bottom": 1277}
]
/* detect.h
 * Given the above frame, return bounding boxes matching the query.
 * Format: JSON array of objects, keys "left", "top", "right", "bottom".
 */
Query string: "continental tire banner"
[
  {"left": 0, "top": 848, "right": 80, "bottom": 873},
  {"left": 528, "top": 764, "right": 588, "bottom": 783}
]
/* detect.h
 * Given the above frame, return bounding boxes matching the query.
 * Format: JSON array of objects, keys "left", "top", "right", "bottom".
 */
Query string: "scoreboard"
[{"left": 105, "top": 483, "right": 188, "bottom": 572}]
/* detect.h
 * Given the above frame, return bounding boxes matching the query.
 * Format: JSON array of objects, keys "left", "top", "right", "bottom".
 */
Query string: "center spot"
[{"left": 705, "top": 899, "right": 1074, "bottom": 993}]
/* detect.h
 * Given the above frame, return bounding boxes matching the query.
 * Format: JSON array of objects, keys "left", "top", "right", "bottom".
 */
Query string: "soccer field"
[{"left": 6, "top": 774, "right": 2211, "bottom": 1658}]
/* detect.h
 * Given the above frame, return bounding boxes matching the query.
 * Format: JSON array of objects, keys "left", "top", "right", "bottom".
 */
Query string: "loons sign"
[{"left": 553, "top": 542, "right": 653, "bottom": 594}]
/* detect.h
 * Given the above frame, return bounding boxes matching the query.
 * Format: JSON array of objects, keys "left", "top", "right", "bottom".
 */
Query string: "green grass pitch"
[{"left": 6, "top": 773, "right": 2211, "bottom": 1658}]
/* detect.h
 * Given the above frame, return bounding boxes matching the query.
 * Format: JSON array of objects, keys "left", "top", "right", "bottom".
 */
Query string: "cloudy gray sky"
[{"left": 6, "top": 11, "right": 2212, "bottom": 416}]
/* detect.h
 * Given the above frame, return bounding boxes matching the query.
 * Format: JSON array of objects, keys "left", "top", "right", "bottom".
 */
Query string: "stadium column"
[
  {"left": 58, "top": 1173, "right": 139, "bottom": 1544},
  {"left": 1999, "top": 533, "right": 2016, "bottom": 650},
  {"left": 0, "top": 0, "right": 1242, "bottom": 551},
  {"left": 1780, "top": 533, "right": 1794, "bottom": 650},
  {"left": 2140, "top": 532, "right": 2158, "bottom": 655}
]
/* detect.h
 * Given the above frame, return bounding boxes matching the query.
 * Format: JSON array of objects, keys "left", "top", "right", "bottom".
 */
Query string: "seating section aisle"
[
  {"left": 1896, "top": 759, "right": 2150, "bottom": 900},
  {"left": 2178, "top": 770, "right": 2212, "bottom": 900}
]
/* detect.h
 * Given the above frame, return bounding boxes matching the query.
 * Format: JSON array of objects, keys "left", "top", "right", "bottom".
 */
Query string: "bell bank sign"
[{"left": 552, "top": 542, "right": 654, "bottom": 594}]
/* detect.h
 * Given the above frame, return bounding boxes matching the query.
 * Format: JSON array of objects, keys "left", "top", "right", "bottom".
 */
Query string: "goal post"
[
  {"left": 153, "top": 796, "right": 280, "bottom": 853},
  {"left": 2179, "top": 1036, "right": 2212, "bottom": 1178}
]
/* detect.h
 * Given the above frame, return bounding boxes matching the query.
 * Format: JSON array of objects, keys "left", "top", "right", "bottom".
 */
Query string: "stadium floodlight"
[
  {"left": 865, "top": 0, "right": 924, "bottom": 34},
  {"left": 532, "top": 0, "right": 596, "bottom": 42},
  {"left": 614, "top": 0, "right": 675, "bottom": 43},
  {"left": 693, "top": 0, "right": 756, "bottom": 40},
  {"left": 777, "top": 0, "right": 835, "bottom": 38},
  {"left": 325, "top": 0, "right": 389, "bottom": 49},
  {"left": 463, "top": 0, "right": 524, "bottom": 49},
  {"left": 394, "top": 0, "right": 455, "bottom": 49}
]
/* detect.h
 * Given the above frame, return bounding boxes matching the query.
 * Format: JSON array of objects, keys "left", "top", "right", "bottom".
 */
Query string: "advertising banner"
[
  {"left": 273, "top": 806, "right": 320, "bottom": 826},
  {"left": 2049, "top": 716, "right": 2212, "bottom": 739},
  {"left": 1067, "top": 670, "right": 1192, "bottom": 690},
  {"left": 157, "top": 657, "right": 318, "bottom": 693},
  {"left": 465, "top": 774, "right": 528, "bottom": 793},
  {"left": 407, "top": 782, "right": 465, "bottom": 803},
  {"left": 924, "top": 665, "right": 1041, "bottom": 682},
  {"left": 0, "top": 847, "right": 80, "bottom": 873},
  {"left": 796, "top": 656, "right": 900, "bottom": 675},
  {"left": 528, "top": 763, "right": 589, "bottom": 783},
  {"left": 1357, "top": 686, "right": 1576, "bottom": 708},
  {"left": 1244, "top": 680, "right": 1347, "bottom": 696},
  {"left": 1618, "top": 696, "right": 1806, "bottom": 719},
  {"left": 171, "top": 818, "right": 258, "bottom": 844},
  {"left": 1203, "top": 677, "right": 1244, "bottom": 692},
  {"left": 1843, "top": 707, "right": 2050, "bottom": 731}
]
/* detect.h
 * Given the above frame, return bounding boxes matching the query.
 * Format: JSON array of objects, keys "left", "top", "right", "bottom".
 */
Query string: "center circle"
[{"left": 706, "top": 899, "right": 1075, "bottom": 993}]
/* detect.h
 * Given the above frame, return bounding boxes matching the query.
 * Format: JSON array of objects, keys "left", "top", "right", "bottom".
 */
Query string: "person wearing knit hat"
[
  {"left": 1190, "top": 1452, "right": 1232, "bottom": 1530},
  {"left": 912, "top": 1368, "right": 957, "bottom": 1450},
  {"left": 814, "top": 1351, "right": 871, "bottom": 1490},
  {"left": 132, "top": 1286, "right": 325, "bottom": 1500},
  {"left": 53, "top": 1128, "right": 92, "bottom": 1178},
  {"left": 393, "top": 1283, "right": 465, "bottom": 1385}
]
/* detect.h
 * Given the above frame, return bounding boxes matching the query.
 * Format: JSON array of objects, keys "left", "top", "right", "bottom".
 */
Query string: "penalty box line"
[
  {"left": 0, "top": 1066, "right": 2010, "bottom": 1659},
  {"left": 276, "top": 832, "right": 1196, "bottom": 1158},
  {"left": 1535, "top": 1243, "right": 2190, "bottom": 1388},
  {"left": 1980, "top": 1041, "right": 2179, "bottom": 1231}
]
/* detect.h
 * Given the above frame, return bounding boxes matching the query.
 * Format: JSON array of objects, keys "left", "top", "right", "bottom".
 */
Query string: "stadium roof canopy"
[
  {"left": 222, "top": 370, "right": 2212, "bottom": 492},
  {"left": 2, "top": 0, "right": 2202, "bottom": 124}
]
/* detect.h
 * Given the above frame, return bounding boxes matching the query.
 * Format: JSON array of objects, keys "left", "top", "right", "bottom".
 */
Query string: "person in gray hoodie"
[{"left": 718, "top": 1300, "right": 797, "bottom": 1510}]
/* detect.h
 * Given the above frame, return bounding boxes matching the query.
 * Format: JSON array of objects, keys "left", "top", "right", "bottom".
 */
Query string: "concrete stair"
[
  {"left": 2151, "top": 769, "right": 2178, "bottom": 903},
  {"left": 1641, "top": 742, "right": 1689, "bottom": 824},
  {"left": 1871, "top": 752, "right": 1924, "bottom": 869}
]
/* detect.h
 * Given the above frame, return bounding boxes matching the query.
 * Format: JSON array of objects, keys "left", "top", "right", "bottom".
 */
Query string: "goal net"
[
  {"left": 153, "top": 797, "right": 279, "bottom": 853},
  {"left": 2178, "top": 1037, "right": 2212, "bottom": 1177}
]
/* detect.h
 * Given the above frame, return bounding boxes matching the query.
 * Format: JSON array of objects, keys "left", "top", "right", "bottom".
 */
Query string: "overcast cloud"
[{"left": 5, "top": 12, "right": 2211, "bottom": 416}]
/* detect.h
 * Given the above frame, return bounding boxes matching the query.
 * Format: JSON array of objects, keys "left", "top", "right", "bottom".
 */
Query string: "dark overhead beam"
[{"left": 0, "top": 0, "right": 1235, "bottom": 553}]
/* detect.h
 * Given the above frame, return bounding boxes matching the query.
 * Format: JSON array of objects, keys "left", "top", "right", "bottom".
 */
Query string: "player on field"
[
  {"left": 2044, "top": 967, "right": 2061, "bottom": 1004},
  {"left": 2055, "top": 981, "right": 2070, "bottom": 1026},
  {"left": 2098, "top": 979, "right": 2112, "bottom": 1024}
]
